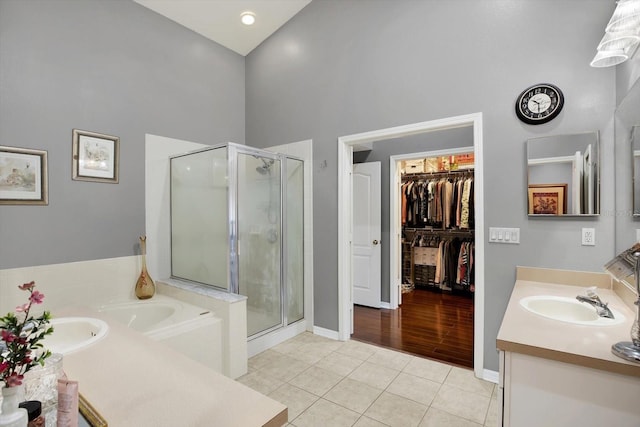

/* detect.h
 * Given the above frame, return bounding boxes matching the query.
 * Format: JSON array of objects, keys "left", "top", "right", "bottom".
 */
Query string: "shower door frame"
[{"left": 228, "top": 143, "right": 305, "bottom": 340}]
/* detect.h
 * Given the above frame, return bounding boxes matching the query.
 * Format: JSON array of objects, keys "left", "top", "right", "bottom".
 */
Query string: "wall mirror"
[
  {"left": 527, "top": 131, "right": 600, "bottom": 216},
  {"left": 633, "top": 126, "right": 640, "bottom": 216},
  {"left": 614, "top": 76, "right": 640, "bottom": 256}
]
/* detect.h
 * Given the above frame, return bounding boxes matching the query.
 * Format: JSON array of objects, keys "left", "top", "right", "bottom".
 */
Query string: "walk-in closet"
[{"left": 353, "top": 152, "right": 475, "bottom": 368}]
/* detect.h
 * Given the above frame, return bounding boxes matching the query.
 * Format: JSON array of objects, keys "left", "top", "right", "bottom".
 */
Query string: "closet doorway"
[
  {"left": 337, "top": 113, "right": 486, "bottom": 379},
  {"left": 352, "top": 148, "right": 475, "bottom": 368}
]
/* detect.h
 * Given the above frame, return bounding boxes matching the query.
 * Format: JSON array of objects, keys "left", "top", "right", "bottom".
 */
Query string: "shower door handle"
[{"left": 372, "top": 240, "right": 380, "bottom": 245}]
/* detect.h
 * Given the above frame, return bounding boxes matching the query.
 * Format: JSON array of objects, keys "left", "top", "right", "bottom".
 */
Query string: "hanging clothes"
[{"left": 400, "top": 163, "right": 475, "bottom": 294}]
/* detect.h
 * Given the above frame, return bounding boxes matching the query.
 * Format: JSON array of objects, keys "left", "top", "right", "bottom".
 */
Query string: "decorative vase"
[
  {"left": 135, "top": 235, "right": 155, "bottom": 300},
  {"left": 0, "top": 385, "right": 28, "bottom": 427}
]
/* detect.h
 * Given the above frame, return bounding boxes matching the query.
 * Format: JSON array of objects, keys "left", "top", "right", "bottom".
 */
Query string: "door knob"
[{"left": 373, "top": 240, "right": 379, "bottom": 245}]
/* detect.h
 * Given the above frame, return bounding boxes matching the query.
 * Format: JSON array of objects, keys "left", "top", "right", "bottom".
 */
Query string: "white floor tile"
[
  {"left": 348, "top": 361, "right": 400, "bottom": 390},
  {"left": 269, "top": 383, "right": 319, "bottom": 421},
  {"left": 353, "top": 415, "right": 390, "bottom": 427},
  {"left": 444, "top": 367, "right": 494, "bottom": 397},
  {"left": 336, "top": 339, "right": 378, "bottom": 360},
  {"left": 289, "top": 365, "right": 345, "bottom": 396},
  {"left": 364, "top": 391, "right": 428, "bottom": 427},
  {"left": 420, "top": 407, "right": 483, "bottom": 427},
  {"left": 247, "top": 333, "right": 494, "bottom": 427},
  {"left": 236, "top": 370, "right": 284, "bottom": 395},
  {"left": 403, "top": 357, "right": 452, "bottom": 384},
  {"left": 386, "top": 372, "right": 441, "bottom": 406},
  {"left": 316, "top": 351, "right": 365, "bottom": 377},
  {"left": 324, "top": 377, "right": 383, "bottom": 414},
  {"left": 431, "top": 384, "right": 491, "bottom": 425},
  {"left": 292, "top": 398, "right": 361, "bottom": 427}
]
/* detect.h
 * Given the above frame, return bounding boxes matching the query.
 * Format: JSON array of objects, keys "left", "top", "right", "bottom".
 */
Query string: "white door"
[{"left": 352, "top": 162, "right": 381, "bottom": 308}]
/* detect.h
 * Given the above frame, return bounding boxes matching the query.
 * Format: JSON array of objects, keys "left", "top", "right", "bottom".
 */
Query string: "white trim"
[
  {"left": 338, "top": 112, "right": 486, "bottom": 379},
  {"left": 393, "top": 146, "right": 475, "bottom": 162},
  {"left": 528, "top": 155, "right": 574, "bottom": 165},
  {"left": 248, "top": 321, "right": 307, "bottom": 357},
  {"left": 313, "top": 326, "right": 340, "bottom": 340},
  {"left": 390, "top": 146, "right": 474, "bottom": 309},
  {"left": 379, "top": 301, "right": 392, "bottom": 309},
  {"left": 483, "top": 369, "right": 500, "bottom": 384}
]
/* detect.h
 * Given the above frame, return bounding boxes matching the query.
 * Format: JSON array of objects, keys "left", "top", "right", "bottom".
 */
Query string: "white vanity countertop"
[
  {"left": 57, "top": 307, "right": 286, "bottom": 427},
  {"left": 497, "top": 268, "right": 640, "bottom": 378}
]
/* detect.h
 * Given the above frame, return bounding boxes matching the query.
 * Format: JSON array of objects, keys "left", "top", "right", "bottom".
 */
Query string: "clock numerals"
[{"left": 515, "top": 83, "right": 564, "bottom": 125}]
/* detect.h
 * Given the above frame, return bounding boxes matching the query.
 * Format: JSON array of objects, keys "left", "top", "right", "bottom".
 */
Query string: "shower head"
[{"left": 256, "top": 158, "right": 274, "bottom": 175}]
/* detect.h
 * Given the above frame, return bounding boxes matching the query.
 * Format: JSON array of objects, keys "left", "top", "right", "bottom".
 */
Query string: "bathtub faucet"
[{"left": 576, "top": 287, "right": 614, "bottom": 319}]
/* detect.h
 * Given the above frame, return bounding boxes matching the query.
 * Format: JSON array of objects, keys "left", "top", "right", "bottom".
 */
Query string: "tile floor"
[{"left": 238, "top": 332, "right": 499, "bottom": 427}]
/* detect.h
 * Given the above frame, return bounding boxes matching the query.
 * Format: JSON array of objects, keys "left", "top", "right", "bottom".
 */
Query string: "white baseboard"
[
  {"left": 379, "top": 301, "right": 392, "bottom": 309},
  {"left": 313, "top": 326, "right": 340, "bottom": 340},
  {"left": 482, "top": 369, "right": 499, "bottom": 384}
]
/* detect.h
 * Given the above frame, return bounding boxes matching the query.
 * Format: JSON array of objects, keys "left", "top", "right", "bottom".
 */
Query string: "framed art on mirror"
[
  {"left": 528, "top": 183, "right": 567, "bottom": 215},
  {"left": 0, "top": 145, "right": 48, "bottom": 205}
]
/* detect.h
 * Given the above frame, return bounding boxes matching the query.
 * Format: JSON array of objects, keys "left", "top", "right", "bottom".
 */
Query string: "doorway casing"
[{"left": 337, "top": 113, "right": 486, "bottom": 380}]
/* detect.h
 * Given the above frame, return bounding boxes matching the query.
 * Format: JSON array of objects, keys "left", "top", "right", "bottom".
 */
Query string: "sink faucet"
[{"left": 576, "top": 287, "right": 615, "bottom": 319}]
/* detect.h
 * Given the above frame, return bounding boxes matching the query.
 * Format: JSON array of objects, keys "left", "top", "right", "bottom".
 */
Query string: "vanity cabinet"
[
  {"left": 499, "top": 350, "right": 640, "bottom": 427},
  {"left": 497, "top": 267, "right": 640, "bottom": 427}
]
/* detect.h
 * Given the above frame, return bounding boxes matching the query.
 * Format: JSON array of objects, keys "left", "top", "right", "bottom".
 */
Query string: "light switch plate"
[
  {"left": 489, "top": 227, "right": 520, "bottom": 244},
  {"left": 637, "top": 229, "right": 640, "bottom": 243}
]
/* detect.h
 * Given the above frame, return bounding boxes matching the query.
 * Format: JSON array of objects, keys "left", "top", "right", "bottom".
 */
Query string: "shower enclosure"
[{"left": 170, "top": 142, "right": 304, "bottom": 339}]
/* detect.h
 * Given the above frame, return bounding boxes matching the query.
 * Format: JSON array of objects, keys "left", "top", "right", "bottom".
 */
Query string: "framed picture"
[
  {"left": 0, "top": 146, "right": 48, "bottom": 205},
  {"left": 528, "top": 183, "right": 568, "bottom": 215},
  {"left": 72, "top": 129, "right": 119, "bottom": 183}
]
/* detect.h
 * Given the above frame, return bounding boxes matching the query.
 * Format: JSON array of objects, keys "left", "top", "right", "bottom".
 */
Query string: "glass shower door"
[
  {"left": 236, "top": 152, "right": 283, "bottom": 337},
  {"left": 170, "top": 146, "right": 230, "bottom": 291},
  {"left": 286, "top": 157, "right": 304, "bottom": 325}
]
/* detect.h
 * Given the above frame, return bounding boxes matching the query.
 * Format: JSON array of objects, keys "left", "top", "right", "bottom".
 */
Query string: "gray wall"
[
  {"left": 0, "top": 0, "right": 244, "bottom": 269},
  {"left": 353, "top": 127, "right": 474, "bottom": 303},
  {"left": 246, "top": 0, "right": 617, "bottom": 371}
]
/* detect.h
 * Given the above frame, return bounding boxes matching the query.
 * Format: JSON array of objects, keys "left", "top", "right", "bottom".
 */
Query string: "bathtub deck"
[{"left": 58, "top": 307, "right": 287, "bottom": 427}]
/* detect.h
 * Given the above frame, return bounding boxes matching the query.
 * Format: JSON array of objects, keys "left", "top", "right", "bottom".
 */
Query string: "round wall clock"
[{"left": 515, "top": 83, "right": 564, "bottom": 125}]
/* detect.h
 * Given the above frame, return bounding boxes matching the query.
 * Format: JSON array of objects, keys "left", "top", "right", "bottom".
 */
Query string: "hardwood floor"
[{"left": 352, "top": 288, "right": 474, "bottom": 368}]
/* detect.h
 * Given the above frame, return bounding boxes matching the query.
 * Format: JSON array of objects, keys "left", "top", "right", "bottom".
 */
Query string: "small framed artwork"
[
  {"left": 72, "top": 129, "right": 119, "bottom": 183},
  {"left": 0, "top": 146, "right": 48, "bottom": 205},
  {"left": 528, "top": 183, "right": 568, "bottom": 215}
]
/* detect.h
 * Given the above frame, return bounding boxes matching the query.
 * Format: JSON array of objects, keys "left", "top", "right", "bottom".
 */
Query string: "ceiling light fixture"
[
  {"left": 240, "top": 11, "right": 256, "bottom": 26},
  {"left": 591, "top": 0, "right": 640, "bottom": 67}
]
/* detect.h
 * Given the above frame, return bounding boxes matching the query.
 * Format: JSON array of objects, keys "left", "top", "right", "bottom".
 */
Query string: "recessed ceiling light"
[{"left": 240, "top": 11, "right": 256, "bottom": 26}]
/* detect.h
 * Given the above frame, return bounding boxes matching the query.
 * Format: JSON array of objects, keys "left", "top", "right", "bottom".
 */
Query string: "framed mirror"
[
  {"left": 79, "top": 394, "right": 107, "bottom": 427},
  {"left": 633, "top": 126, "right": 640, "bottom": 216},
  {"left": 527, "top": 131, "right": 600, "bottom": 216}
]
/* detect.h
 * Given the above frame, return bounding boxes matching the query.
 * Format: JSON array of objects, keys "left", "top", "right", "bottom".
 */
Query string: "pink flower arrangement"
[{"left": 0, "top": 281, "right": 53, "bottom": 388}]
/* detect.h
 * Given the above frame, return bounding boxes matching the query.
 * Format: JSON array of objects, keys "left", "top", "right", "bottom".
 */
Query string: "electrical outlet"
[{"left": 582, "top": 228, "right": 595, "bottom": 246}]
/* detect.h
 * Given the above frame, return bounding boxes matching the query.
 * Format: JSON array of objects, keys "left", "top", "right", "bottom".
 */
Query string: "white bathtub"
[{"left": 96, "top": 294, "right": 223, "bottom": 373}]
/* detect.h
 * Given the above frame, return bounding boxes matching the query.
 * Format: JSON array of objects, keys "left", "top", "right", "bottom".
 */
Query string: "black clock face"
[{"left": 515, "top": 83, "right": 564, "bottom": 125}]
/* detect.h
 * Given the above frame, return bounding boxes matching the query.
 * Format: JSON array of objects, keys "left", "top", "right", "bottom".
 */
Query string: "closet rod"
[
  {"left": 405, "top": 228, "right": 474, "bottom": 235},
  {"left": 402, "top": 169, "right": 474, "bottom": 180}
]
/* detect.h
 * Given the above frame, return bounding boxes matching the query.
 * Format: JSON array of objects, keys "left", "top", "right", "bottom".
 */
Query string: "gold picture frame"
[
  {"left": 528, "top": 183, "right": 568, "bottom": 215},
  {"left": 72, "top": 129, "right": 119, "bottom": 183},
  {"left": 79, "top": 393, "right": 108, "bottom": 427},
  {"left": 0, "top": 145, "right": 48, "bottom": 205}
]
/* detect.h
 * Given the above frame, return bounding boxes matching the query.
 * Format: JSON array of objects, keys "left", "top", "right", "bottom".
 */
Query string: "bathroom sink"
[
  {"left": 42, "top": 317, "right": 109, "bottom": 355},
  {"left": 519, "top": 295, "right": 625, "bottom": 326}
]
